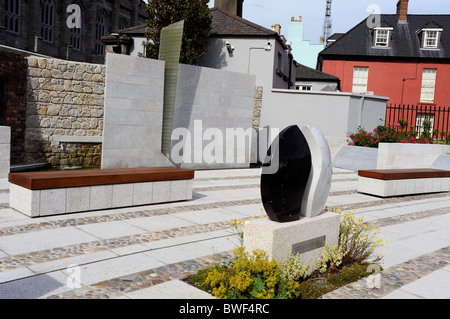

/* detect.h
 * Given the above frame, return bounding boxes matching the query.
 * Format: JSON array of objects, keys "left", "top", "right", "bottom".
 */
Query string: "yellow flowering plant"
[
  {"left": 318, "top": 206, "right": 386, "bottom": 273},
  {"left": 196, "top": 247, "right": 300, "bottom": 299}
]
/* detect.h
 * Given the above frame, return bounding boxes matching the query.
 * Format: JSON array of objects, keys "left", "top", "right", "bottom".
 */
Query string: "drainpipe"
[{"left": 359, "top": 94, "right": 366, "bottom": 129}]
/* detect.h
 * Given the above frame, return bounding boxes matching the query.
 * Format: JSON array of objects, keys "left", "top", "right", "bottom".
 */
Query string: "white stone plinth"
[
  {"left": 243, "top": 212, "right": 341, "bottom": 274},
  {"left": 358, "top": 176, "right": 450, "bottom": 198},
  {"left": 9, "top": 179, "right": 193, "bottom": 218}
]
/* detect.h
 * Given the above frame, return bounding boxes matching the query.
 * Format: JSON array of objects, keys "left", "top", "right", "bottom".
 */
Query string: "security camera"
[{"left": 225, "top": 41, "right": 235, "bottom": 53}]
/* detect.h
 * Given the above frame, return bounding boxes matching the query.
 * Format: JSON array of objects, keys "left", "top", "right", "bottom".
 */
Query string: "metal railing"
[{"left": 385, "top": 104, "right": 450, "bottom": 140}]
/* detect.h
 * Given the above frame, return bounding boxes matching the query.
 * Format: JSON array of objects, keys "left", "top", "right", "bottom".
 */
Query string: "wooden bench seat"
[
  {"left": 9, "top": 167, "right": 195, "bottom": 190},
  {"left": 358, "top": 168, "right": 450, "bottom": 198},
  {"left": 8, "top": 167, "right": 195, "bottom": 218}
]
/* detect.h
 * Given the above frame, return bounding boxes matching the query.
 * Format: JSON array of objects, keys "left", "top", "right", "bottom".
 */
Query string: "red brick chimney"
[{"left": 396, "top": 0, "right": 409, "bottom": 23}]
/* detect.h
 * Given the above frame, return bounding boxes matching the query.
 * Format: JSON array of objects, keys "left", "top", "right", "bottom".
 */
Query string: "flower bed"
[
  {"left": 185, "top": 208, "right": 386, "bottom": 299},
  {"left": 348, "top": 121, "right": 440, "bottom": 148}
]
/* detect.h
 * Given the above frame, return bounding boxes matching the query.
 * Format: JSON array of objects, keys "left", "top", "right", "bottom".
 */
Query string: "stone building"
[{"left": 0, "top": 0, "right": 147, "bottom": 64}]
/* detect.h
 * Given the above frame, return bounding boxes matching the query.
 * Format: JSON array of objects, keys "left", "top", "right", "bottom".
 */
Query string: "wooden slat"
[
  {"left": 8, "top": 167, "right": 195, "bottom": 190},
  {"left": 358, "top": 169, "right": 450, "bottom": 180}
]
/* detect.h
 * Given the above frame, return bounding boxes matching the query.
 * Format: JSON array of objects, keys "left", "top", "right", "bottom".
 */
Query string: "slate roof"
[
  {"left": 320, "top": 14, "right": 450, "bottom": 60},
  {"left": 295, "top": 63, "right": 340, "bottom": 82},
  {"left": 118, "top": 24, "right": 151, "bottom": 35},
  {"left": 119, "top": 7, "right": 279, "bottom": 39},
  {"left": 209, "top": 7, "right": 278, "bottom": 37}
]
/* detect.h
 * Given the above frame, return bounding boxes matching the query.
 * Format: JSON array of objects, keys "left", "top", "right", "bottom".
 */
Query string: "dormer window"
[
  {"left": 373, "top": 27, "right": 393, "bottom": 48},
  {"left": 418, "top": 22, "right": 443, "bottom": 49},
  {"left": 423, "top": 30, "right": 440, "bottom": 48}
]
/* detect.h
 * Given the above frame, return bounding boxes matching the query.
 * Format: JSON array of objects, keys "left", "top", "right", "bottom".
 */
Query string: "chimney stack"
[
  {"left": 396, "top": 0, "right": 409, "bottom": 24},
  {"left": 214, "top": 0, "right": 244, "bottom": 18},
  {"left": 271, "top": 24, "right": 281, "bottom": 35}
]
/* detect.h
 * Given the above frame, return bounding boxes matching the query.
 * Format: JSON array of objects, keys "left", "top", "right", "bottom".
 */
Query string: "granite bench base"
[
  {"left": 358, "top": 169, "right": 450, "bottom": 198},
  {"left": 8, "top": 167, "right": 194, "bottom": 218}
]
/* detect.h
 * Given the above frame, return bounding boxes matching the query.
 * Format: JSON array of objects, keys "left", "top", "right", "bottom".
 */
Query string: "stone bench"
[
  {"left": 357, "top": 168, "right": 450, "bottom": 198},
  {"left": 8, "top": 167, "right": 195, "bottom": 217}
]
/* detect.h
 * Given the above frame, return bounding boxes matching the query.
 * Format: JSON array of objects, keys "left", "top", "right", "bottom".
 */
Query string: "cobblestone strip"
[
  {"left": 46, "top": 251, "right": 234, "bottom": 299},
  {"left": 0, "top": 216, "right": 265, "bottom": 273},
  {"left": 321, "top": 246, "right": 450, "bottom": 299},
  {"left": 1, "top": 190, "right": 448, "bottom": 238},
  {"left": 369, "top": 206, "right": 450, "bottom": 228},
  {"left": 0, "top": 199, "right": 262, "bottom": 238},
  {"left": 331, "top": 192, "right": 450, "bottom": 211}
]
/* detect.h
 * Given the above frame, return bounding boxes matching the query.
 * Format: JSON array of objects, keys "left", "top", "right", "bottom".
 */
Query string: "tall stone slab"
[{"left": 102, "top": 54, "right": 172, "bottom": 169}]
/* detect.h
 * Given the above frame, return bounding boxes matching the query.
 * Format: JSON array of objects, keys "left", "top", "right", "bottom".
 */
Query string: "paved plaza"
[{"left": 0, "top": 167, "right": 448, "bottom": 299}]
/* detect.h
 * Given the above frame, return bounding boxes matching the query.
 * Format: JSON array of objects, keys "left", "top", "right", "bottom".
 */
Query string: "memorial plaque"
[
  {"left": 261, "top": 125, "right": 312, "bottom": 223},
  {"left": 291, "top": 236, "right": 326, "bottom": 255}
]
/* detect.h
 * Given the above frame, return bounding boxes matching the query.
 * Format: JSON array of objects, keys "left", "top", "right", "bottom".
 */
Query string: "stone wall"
[{"left": 25, "top": 56, "right": 105, "bottom": 167}]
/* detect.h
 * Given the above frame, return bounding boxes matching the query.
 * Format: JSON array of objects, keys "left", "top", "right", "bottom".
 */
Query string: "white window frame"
[
  {"left": 420, "top": 68, "right": 437, "bottom": 103},
  {"left": 374, "top": 27, "right": 393, "bottom": 48},
  {"left": 352, "top": 66, "right": 369, "bottom": 94},
  {"left": 298, "top": 85, "right": 312, "bottom": 91},
  {"left": 415, "top": 113, "right": 435, "bottom": 137},
  {"left": 421, "top": 28, "right": 442, "bottom": 49},
  {"left": 5, "top": 0, "right": 21, "bottom": 34}
]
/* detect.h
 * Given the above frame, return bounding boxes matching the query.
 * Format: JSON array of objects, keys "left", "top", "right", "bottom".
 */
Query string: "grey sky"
[{"left": 208, "top": 0, "right": 450, "bottom": 44}]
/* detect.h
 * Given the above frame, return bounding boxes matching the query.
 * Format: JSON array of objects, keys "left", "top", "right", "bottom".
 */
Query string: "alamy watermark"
[
  {"left": 170, "top": 120, "right": 280, "bottom": 174},
  {"left": 66, "top": 4, "right": 81, "bottom": 29},
  {"left": 366, "top": 264, "right": 382, "bottom": 289},
  {"left": 367, "top": 4, "right": 382, "bottom": 29},
  {"left": 66, "top": 264, "right": 82, "bottom": 289}
]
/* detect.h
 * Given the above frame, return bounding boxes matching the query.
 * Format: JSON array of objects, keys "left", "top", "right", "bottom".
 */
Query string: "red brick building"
[{"left": 318, "top": 0, "right": 450, "bottom": 137}]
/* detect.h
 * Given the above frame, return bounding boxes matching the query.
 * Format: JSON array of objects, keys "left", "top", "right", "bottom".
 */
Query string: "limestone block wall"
[
  {"left": 0, "top": 126, "right": 10, "bottom": 178},
  {"left": 172, "top": 63, "right": 256, "bottom": 170},
  {"left": 102, "top": 54, "right": 172, "bottom": 169},
  {"left": 25, "top": 56, "right": 105, "bottom": 167},
  {"left": 102, "top": 54, "right": 256, "bottom": 170}
]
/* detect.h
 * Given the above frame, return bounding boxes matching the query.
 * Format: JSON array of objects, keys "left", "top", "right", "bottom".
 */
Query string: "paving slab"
[
  {"left": 387, "top": 268, "right": 450, "bottom": 299},
  {"left": 123, "top": 279, "right": 215, "bottom": 299},
  {"left": 0, "top": 226, "right": 99, "bottom": 255}
]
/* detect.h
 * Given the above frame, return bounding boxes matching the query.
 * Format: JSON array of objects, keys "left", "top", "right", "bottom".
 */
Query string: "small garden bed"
[
  {"left": 184, "top": 208, "right": 386, "bottom": 299},
  {"left": 348, "top": 120, "right": 449, "bottom": 148}
]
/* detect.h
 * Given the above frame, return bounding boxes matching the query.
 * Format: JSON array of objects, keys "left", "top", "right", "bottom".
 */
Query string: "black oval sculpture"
[{"left": 261, "top": 125, "right": 312, "bottom": 223}]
